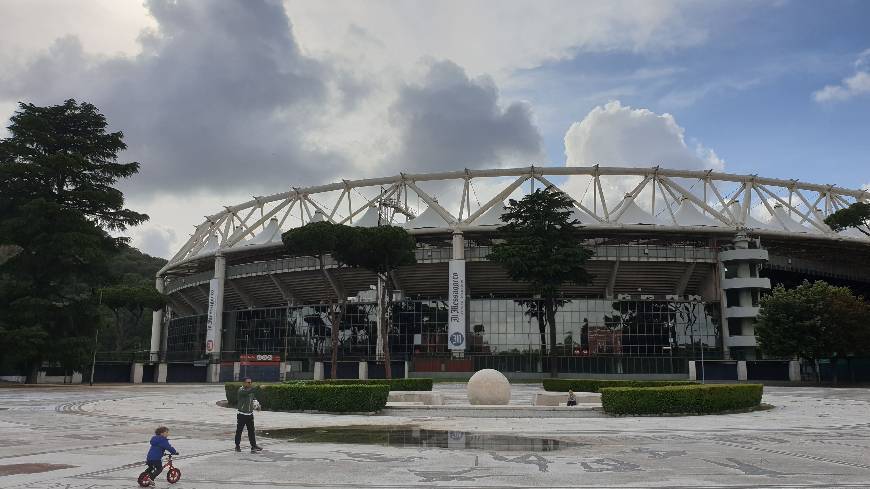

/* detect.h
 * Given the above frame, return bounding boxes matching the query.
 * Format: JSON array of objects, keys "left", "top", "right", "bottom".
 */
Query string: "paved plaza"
[{"left": 1, "top": 383, "right": 870, "bottom": 488}]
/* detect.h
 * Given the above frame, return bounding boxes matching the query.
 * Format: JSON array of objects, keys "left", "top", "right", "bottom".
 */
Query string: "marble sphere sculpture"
[{"left": 466, "top": 369, "right": 511, "bottom": 405}]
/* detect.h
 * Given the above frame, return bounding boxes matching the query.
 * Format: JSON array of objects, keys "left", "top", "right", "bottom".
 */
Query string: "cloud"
[
  {"left": 284, "top": 0, "right": 710, "bottom": 80},
  {"left": 0, "top": 0, "right": 350, "bottom": 195},
  {"left": 564, "top": 100, "right": 723, "bottom": 169},
  {"left": 132, "top": 225, "right": 177, "bottom": 259},
  {"left": 388, "top": 60, "right": 543, "bottom": 173},
  {"left": 813, "top": 49, "right": 870, "bottom": 103},
  {"left": 560, "top": 100, "right": 723, "bottom": 214}
]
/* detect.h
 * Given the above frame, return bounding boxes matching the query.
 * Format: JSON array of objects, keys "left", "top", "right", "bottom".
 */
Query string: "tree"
[
  {"left": 0, "top": 99, "right": 147, "bottom": 381},
  {"left": 334, "top": 225, "right": 416, "bottom": 379},
  {"left": 282, "top": 221, "right": 349, "bottom": 379},
  {"left": 824, "top": 202, "right": 870, "bottom": 237},
  {"left": 755, "top": 280, "right": 870, "bottom": 382},
  {"left": 488, "top": 187, "right": 594, "bottom": 377},
  {"left": 100, "top": 285, "right": 166, "bottom": 351}
]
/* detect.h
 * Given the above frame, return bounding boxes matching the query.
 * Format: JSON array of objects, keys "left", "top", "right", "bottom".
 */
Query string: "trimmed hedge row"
[
  {"left": 543, "top": 379, "right": 697, "bottom": 393},
  {"left": 225, "top": 382, "right": 389, "bottom": 413},
  {"left": 600, "top": 384, "right": 763, "bottom": 415},
  {"left": 283, "top": 378, "right": 433, "bottom": 391}
]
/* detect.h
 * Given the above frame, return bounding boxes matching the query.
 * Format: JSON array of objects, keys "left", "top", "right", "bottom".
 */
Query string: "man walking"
[{"left": 235, "top": 377, "right": 263, "bottom": 453}]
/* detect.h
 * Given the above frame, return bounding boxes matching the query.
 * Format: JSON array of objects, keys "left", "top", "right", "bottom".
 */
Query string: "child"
[
  {"left": 144, "top": 426, "right": 178, "bottom": 486},
  {"left": 567, "top": 389, "right": 577, "bottom": 406}
]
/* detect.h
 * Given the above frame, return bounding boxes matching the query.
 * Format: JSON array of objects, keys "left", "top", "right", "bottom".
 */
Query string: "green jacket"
[{"left": 237, "top": 386, "right": 258, "bottom": 414}]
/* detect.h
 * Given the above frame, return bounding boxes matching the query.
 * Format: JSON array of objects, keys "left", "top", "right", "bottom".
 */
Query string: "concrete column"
[
  {"left": 314, "top": 361, "right": 324, "bottom": 380},
  {"left": 688, "top": 361, "right": 697, "bottom": 381},
  {"left": 157, "top": 363, "right": 168, "bottom": 383},
  {"left": 452, "top": 231, "right": 465, "bottom": 260},
  {"left": 358, "top": 361, "right": 368, "bottom": 380},
  {"left": 789, "top": 360, "right": 801, "bottom": 382},
  {"left": 233, "top": 362, "right": 241, "bottom": 381},
  {"left": 737, "top": 360, "right": 748, "bottom": 381},
  {"left": 279, "top": 361, "right": 287, "bottom": 381},
  {"left": 131, "top": 363, "right": 144, "bottom": 384},
  {"left": 206, "top": 363, "right": 221, "bottom": 383},
  {"left": 149, "top": 276, "right": 166, "bottom": 363},
  {"left": 404, "top": 360, "right": 410, "bottom": 379},
  {"left": 207, "top": 254, "right": 226, "bottom": 383}
]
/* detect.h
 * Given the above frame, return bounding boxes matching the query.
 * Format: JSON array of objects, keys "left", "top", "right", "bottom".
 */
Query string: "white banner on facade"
[
  {"left": 205, "top": 278, "right": 220, "bottom": 353},
  {"left": 448, "top": 260, "right": 466, "bottom": 350}
]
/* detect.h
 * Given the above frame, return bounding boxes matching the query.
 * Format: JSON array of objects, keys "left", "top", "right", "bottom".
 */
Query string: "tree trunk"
[
  {"left": 537, "top": 300, "right": 546, "bottom": 352},
  {"left": 26, "top": 362, "right": 39, "bottom": 384},
  {"left": 546, "top": 299, "right": 558, "bottom": 378},
  {"left": 330, "top": 303, "right": 343, "bottom": 380},
  {"left": 382, "top": 274, "right": 392, "bottom": 380},
  {"left": 813, "top": 358, "right": 821, "bottom": 384}
]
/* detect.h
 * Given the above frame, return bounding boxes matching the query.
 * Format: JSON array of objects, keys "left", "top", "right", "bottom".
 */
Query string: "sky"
[{"left": 1, "top": 0, "right": 869, "bottom": 258}]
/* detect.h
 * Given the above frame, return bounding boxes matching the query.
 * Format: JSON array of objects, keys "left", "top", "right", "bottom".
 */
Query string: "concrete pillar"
[
  {"left": 157, "top": 363, "right": 168, "bottom": 383},
  {"left": 404, "top": 360, "right": 410, "bottom": 379},
  {"left": 737, "top": 360, "right": 748, "bottom": 381},
  {"left": 688, "top": 361, "right": 697, "bottom": 381},
  {"left": 789, "top": 360, "right": 801, "bottom": 382},
  {"left": 206, "top": 253, "right": 226, "bottom": 383},
  {"left": 206, "top": 363, "right": 221, "bottom": 383},
  {"left": 131, "top": 363, "right": 144, "bottom": 384},
  {"left": 279, "top": 361, "right": 287, "bottom": 381},
  {"left": 452, "top": 231, "right": 465, "bottom": 260},
  {"left": 149, "top": 276, "right": 166, "bottom": 363},
  {"left": 358, "top": 361, "right": 368, "bottom": 380},
  {"left": 314, "top": 361, "right": 324, "bottom": 380}
]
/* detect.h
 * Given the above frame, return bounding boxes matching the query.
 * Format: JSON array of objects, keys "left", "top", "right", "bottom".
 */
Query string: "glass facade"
[{"left": 167, "top": 297, "right": 722, "bottom": 373}]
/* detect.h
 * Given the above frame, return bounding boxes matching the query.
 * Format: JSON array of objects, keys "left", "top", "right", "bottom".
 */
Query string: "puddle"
[{"left": 261, "top": 426, "right": 572, "bottom": 451}]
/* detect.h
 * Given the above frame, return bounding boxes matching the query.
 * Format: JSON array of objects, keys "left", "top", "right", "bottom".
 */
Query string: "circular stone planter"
[{"left": 467, "top": 369, "right": 511, "bottom": 405}]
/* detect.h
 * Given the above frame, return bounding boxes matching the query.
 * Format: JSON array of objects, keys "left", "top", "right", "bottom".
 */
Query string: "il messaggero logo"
[{"left": 449, "top": 332, "right": 465, "bottom": 347}]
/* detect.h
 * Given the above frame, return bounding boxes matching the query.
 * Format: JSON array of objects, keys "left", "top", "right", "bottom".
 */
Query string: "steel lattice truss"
[{"left": 159, "top": 166, "right": 870, "bottom": 275}]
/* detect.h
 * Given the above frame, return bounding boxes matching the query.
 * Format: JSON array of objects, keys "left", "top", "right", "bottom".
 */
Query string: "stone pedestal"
[
  {"left": 358, "top": 361, "right": 368, "bottom": 380},
  {"left": 789, "top": 360, "right": 801, "bottom": 382},
  {"left": 130, "top": 363, "right": 143, "bottom": 384},
  {"left": 466, "top": 369, "right": 511, "bottom": 405},
  {"left": 156, "top": 363, "right": 168, "bottom": 383},
  {"left": 314, "top": 362, "right": 324, "bottom": 380},
  {"left": 737, "top": 361, "right": 748, "bottom": 381},
  {"left": 688, "top": 361, "right": 697, "bottom": 381}
]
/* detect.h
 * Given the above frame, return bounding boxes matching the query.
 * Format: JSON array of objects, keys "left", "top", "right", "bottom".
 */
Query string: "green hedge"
[
  {"left": 600, "top": 384, "right": 763, "bottom": 415},
  {"left": 282, "top": 378, "right": 432, "bottom": 391},
  {"left": 542, "top": 379, "right": 697, "bottom": 393},
  {"left": 257, "top": 384, "right": 389, "bottom": 413}
]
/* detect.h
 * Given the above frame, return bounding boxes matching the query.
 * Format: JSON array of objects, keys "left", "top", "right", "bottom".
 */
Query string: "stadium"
[{"left": 146, "top": 166, "right": 870, "bottom": 383}]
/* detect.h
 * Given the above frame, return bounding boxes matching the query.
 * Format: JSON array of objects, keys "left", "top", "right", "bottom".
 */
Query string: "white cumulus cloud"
[
  {"left": 560, "top": 100, "right": 723, "bottom": 216},
  {"left": 813, "top": 49, "right": 870, "bottom": 103},
  {"left": 564, "top": 100, "right": 723, "bottom": 169}
]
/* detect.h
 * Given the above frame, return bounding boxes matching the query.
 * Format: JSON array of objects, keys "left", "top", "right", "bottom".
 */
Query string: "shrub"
[
  {"left": 600, "top": 384, "right": 763, "bottom": 415},
  {"left": 258, "top": 384, "right": 389, "bottom": 413},
  {"left": 543, "top": 379, "right": 697, "bottom": 393},
  {"left": 281, "top": 378, "right": 433, "bottom": 391}
]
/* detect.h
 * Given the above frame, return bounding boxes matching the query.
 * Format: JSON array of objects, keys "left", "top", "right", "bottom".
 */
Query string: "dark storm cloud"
[
  {"left": 388, "top": 60, "right": 543, "bottom": 172},
  {"left": 0, "top": 0, "right": 347, "bottom": 194}
]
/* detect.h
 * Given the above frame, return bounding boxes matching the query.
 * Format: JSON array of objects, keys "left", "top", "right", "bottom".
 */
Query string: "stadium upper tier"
[{"left": 159, "top": 166, "right": 870, "bottom": 275}]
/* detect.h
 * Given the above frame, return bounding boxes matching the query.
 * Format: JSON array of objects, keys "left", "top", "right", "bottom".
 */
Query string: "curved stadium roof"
[{"left": 159, "top": 166, "right": 870, "bottom": 276}]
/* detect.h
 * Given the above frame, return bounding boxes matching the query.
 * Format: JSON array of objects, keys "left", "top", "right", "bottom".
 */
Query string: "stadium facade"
[{"left": 148, "top": 166, "right": 870, "bottom": 382}]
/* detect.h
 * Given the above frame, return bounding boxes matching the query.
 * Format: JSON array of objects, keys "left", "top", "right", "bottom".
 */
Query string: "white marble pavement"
[{"left": 1, "top": 383, "right": 870, "bottom": 487}]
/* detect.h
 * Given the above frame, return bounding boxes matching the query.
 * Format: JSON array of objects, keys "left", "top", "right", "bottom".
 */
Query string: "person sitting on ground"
[
  {"left": 235, "top": 377, "right": 263, "bottom": 453},
  {"left": 144, "top": 426, "right": 178, "bottom": 486},
  {"left": 567, "top": 389, "right": 577, "bottom": 406}
]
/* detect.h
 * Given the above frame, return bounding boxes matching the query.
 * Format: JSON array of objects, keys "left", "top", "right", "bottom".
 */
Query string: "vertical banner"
[
  {"left": 205, "top": 278, "right": 220, "bottom": 353},
  {"left": 448, "top": 259, "right": 466, "bottom": 350}
]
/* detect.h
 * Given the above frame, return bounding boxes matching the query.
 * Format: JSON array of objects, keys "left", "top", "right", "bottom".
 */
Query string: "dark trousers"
[
  {"left": 235, "top": 413, "right": 257, "bottom": 447},
  {"left": 145, "top": 460, "right": 163, "bottom": 480}
]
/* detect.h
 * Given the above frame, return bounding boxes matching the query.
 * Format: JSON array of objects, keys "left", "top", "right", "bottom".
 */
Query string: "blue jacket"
[{"left": 146, "top": 435, "right": 178, "bottom": 462}]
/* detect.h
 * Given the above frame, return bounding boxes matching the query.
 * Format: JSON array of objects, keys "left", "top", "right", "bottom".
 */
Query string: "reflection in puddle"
[{"left": 262, "top": 426, "right": 572, "bottom": 451}]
